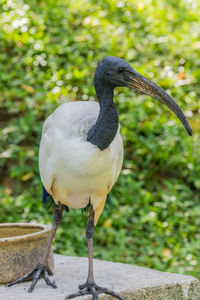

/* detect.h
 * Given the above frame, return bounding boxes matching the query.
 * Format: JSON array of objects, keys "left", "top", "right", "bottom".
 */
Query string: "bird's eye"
[{"left": 118, "top": 67, "right": 124, "bottom": 73}]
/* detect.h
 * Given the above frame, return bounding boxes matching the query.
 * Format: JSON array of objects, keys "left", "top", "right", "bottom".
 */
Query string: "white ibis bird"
[{"left": 7, "top": 56, "right": 192, "bottom": 299}]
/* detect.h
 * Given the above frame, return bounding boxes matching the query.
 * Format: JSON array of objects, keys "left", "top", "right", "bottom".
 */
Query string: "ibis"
[{"left": 7, "top": 56, "right": 192, "bottom": 299}]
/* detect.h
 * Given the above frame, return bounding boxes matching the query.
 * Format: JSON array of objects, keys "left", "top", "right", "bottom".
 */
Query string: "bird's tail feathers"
[{"left": 42, "top": 185, "right": 52, "bottom": 204}]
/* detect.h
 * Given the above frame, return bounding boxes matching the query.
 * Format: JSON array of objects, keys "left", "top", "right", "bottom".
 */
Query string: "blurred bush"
[{"left": 0, "top": 0, "right": 200, "bottom": 277}]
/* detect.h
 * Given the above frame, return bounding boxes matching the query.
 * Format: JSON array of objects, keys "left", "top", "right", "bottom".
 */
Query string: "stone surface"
[{"left": 0, "top": 254, "right": 199, "bottom": 300}]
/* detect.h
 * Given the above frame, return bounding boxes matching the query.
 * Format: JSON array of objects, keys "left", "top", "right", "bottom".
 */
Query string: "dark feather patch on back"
[
  {"left": 42, "top": 186, "right": 51, "bottom": 204},
  {"left": 106, "top": 193, "right": 112, "bottom": 206}
]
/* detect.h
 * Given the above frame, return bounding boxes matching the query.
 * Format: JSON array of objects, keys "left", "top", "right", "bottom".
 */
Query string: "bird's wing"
[
  {"left": 39, "top": 101, "right": 100, "bottom": 194},
  {"left": 44, "top": 101, "right": 99, "bottom": 140}
]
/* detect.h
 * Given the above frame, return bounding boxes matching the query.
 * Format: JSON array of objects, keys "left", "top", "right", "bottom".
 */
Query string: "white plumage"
[{"left": 39, "top": 101, "right": 123, "bottom": 224}]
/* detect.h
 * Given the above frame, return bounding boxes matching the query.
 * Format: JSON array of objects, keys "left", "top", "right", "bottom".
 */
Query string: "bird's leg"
[
  {"left": 7, "top": 203, "right": 63, "bottom": 293},
  {"left": 67, "top": 205, "right": 125, "bottom": 300},
  {"left": 81, "top": 204, "right": 95, "bottom": 286}
]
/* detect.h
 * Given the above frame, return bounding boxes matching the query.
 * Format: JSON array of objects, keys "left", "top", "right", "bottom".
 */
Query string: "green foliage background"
[{"left": 0, "top": 0, "right": 200, "bottom": 278}]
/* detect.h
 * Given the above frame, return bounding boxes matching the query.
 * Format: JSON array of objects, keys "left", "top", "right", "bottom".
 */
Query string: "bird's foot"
[
  {"left": 66, "top": 281, "right": 125, "bottom": 300},
  {"left": 6, "top": 263, "right": 57, "bottom": 293}
]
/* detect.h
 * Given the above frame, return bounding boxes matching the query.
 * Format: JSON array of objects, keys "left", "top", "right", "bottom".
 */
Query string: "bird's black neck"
[{"left": 87, "top": 83, "right": 119, "bottom": 151}]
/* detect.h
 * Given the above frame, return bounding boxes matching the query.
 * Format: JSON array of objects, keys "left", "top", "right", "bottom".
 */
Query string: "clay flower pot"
[{"left": 0, "top": 223, "right": 54, "bottom": 284}]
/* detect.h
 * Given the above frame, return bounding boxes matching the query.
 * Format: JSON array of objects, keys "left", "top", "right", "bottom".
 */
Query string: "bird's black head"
[
  {"left": 94, "top": 56, "right": 135, "bottom": 88},
  {"left": 94, "top": 56, "right": 192, "bottom": 136}
]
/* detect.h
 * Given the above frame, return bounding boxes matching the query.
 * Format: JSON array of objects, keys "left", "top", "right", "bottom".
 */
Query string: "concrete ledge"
[{"left": 0, "top": 254, "right": 199, "bottom": 299}]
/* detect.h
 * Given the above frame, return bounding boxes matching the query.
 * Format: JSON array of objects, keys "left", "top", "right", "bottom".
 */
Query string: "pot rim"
[{"left": 0, "top": 223, "right": 51, "bottom": 244}]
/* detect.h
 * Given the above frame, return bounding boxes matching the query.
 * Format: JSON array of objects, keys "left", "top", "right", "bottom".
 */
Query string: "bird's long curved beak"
[{"left": 128, "top": 71, "right": 192, "bottom": 136}]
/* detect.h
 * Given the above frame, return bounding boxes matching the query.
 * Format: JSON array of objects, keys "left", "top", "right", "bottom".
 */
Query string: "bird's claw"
[
  {"left": 6, "top": 263, "right": 57, "bottom": 293},
  {"left": 66, "top": 282, "right": 125, "bottom": 300}
]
